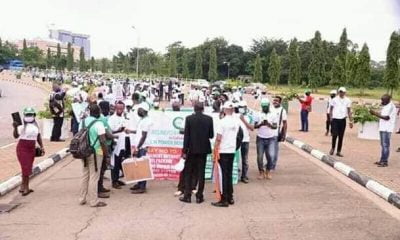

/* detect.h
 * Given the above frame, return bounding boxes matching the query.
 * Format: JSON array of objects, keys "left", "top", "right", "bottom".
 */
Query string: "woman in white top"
[{"left": 12, "top": 107, "right": 45, "bottom": 196}]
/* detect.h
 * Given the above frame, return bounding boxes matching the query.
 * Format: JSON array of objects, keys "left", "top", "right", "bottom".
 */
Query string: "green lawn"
[{"left": 269, "top": 85, "right": 400, "bottom": 101}]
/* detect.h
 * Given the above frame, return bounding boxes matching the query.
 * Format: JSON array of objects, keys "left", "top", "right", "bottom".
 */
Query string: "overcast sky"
[{"left": 1, "top": 0, "right": 399, "bottom": 61}]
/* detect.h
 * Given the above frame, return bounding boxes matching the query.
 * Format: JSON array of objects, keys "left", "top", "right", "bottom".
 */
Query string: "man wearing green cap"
[
  {"left": 296, "top": 89, "right": 313, "bottom": 132},
  {"left": 255, "top": 98, "right": 278, "bottom": 180}
]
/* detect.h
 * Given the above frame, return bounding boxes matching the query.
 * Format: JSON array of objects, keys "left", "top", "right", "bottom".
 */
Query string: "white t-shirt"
[
  {"left": 216, "top": 115, "right": 240, "bottom": 154},
  {"left": 108, "top": 114, "right": 127, "bottom": 154},
  {"left": 331, "top": 96, "right": 352, "bottom": 119},
  {"left": 133, "top": 116, "right": 152, "bottom": 149},
  {"left": 379, "top": 102, "right": 397, "bottom": 132},
  {"left": 235, "top": 113, "right": 252, "bottom": 143},
  {"left": 327, "top": 98, "right": 334, "bottom": 114},
  {"left": 255, "top": 112, "right": 278, "bottom": 139},
  {"left": 18, "top": 124, "right": 39, "bottom": 141},
  {"left": 271, "top": 106, "right": 287, "bottom": 137}
]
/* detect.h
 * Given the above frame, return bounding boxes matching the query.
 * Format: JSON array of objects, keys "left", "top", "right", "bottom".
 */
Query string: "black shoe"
[
  {"left": 329, "top": 149, "right": 334, "bottom": 155},
  {"left": 211, "top": 201, "right": 229, "bottom": 207},
  {"left": 179, "top": 196, "right": 191, "bottom": 203},
  {"left": 228, "top": 199, "right": 235, "bottom": 205},
  {"left": 196, "top": 197, "right": 204, "bottom": 204},
  {"left": 241, "top": 178, "right": 249, "bottom": 184},
  {"left": 131, "top": 188, "right": 146, "bottom": 194},
  {"left": 112, "top": 182, "right": 122, "bottom": 189},
  {"left": 130, "top": 184, "right": 140, "bottom": 191},
  {"left": 336, "top": 153, "right": 344, "bottom": 157},
  {"left": 374, "top": 161, "right": 381, "bottom": 165},
  {"left": 99, "top": 187, "right": 110, "bottom": 193},
  {"left": 117, "top": 180, "right": 126, "bottom": 186},
  {"left": 377, "top": 162, "right": 388, "bottom": 167},
  {"left": 98, "top": 192, "right": 110, "bottom": 198}
]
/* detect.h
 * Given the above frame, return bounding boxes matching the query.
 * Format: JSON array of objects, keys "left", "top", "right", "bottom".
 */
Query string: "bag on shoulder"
[
  {"left": 69, "top": 120, "right": 99, "bottom": 159},
  {"left": 236, "top": 126, "right": 244, "bottom": 150}
]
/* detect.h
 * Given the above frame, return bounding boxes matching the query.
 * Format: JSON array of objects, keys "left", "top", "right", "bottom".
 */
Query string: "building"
[
  {"left": 14, "top": 38, "right": 81, "bottom": 60},
  {"left": 49, "top": 29, "right": 90, "bottom": 59}
]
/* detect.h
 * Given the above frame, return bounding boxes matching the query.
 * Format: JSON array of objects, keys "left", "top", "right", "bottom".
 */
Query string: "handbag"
[{"left": 35, "top": 147, "right": 44, "bottom": 157}]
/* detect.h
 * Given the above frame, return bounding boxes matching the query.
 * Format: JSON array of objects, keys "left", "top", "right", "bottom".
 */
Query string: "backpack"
[
  {"left": 69, "top": 119, "right": 100, "bottom": 160},
  {"left": 236, "top": 126, "right": 244, "bottom": 150}
]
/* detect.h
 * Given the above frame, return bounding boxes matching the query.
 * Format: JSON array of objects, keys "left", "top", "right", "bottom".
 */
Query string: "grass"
[{"left": 268, "top": 85, "right": 400, "bottom": 101}]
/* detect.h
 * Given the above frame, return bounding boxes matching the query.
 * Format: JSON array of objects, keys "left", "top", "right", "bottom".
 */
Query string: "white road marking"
[{"left": 0, "top": 142, "right": 15, "bottom": 149}]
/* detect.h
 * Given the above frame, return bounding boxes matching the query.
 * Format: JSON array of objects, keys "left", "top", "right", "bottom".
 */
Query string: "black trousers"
[
  {"left": 326, "top": 114, "right": 331, "bottom": 133},
  {"left": 112, "top": 151, "right": 125, "bottom": 183},
  {"left": 219, "top": 153, "right": 235, "bottom": 202},
  {"left": 51, "top": 117, "right": 64, "bottom": 141},
  {"left": 184, "top": 154, "right": 207, "bottom": 198},
  {"left": 178, "top": 164, "right": 198, "bottom": 192},
  {"left": 331, "top": 119, "right": 346, "bottom": 153}
]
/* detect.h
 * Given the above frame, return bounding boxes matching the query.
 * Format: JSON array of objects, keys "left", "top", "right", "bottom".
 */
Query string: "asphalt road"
[
  {"left": 1, "top": 142, "right": 399, "bottom": 240},
  {"left": 0, "top": 80, "right": 48, "bottom": 147}
]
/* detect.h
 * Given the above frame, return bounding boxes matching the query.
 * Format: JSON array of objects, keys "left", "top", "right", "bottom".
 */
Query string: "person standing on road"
[
  {"left": 79, "top": 104, "right": 109, "bottom": 208},
  {"left": 50, "top": 84, "right": 66, "bottom": 142},
  {"left": 325, "top": 90, "right": 337, "bottom": 136},
  {"left": 271, "top": 96, "right": 287, "bottom": 170},
  {"left": 13, "top": 107, "right": 44, "bottom": 196},
  {"left": 130, "top": 103, "right": 152, "bottom": 194},
  {"left": 179, "top": 101, "right": 214, "bottom": 204},
  {"left": 255, "top": 98, "right": 278, "bottom": 180},
  {"left": 237, "top": 100, "right": 254, "bottom": 183},
  {"left": 329, "top": 87, "right": 353, "bottom": 157},
  {"left": 108, "top": 101, "right": 128, "bottom": 189},
  {"left": 296, "top": 89, "right": 313, "bottom": 132},
  {"left": 370, "top": 94, "right": 396, "bottom": 167},
  {"left": 212, "top": 101, "right": 240, "bottom": 207}
]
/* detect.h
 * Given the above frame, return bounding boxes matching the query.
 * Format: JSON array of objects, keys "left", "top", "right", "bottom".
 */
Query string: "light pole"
[
  {"left": 223, "top": 61, "right": 230, "bottom": 80},
  {"left": 131, "top": 26, "right": 140, "bottom": 79}
]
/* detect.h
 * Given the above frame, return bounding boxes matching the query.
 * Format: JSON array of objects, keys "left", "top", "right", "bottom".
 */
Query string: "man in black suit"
[{"left": 180, "top": 101, "right": 214, "bottom": 204}]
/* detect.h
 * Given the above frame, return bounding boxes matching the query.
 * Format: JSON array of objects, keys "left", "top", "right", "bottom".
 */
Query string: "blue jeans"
[
  {"left": 256, "top": 136, "right": 278, "bottom": 171},
  {"left": 300, "top": 110, "right": 309, "bottom": 131},
  {"left": 137, "top": 148, "right": 148, "bottom": 189},
  {"left": 271, "top": 139, "right": 280, "bottom": 170},
  {"left": 380, "top": 131, "right": 391, "bottom": 163}
]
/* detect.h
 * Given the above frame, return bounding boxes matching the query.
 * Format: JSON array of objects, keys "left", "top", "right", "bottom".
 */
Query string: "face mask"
[
  {"left": 24, "top": 116, "right": 35, "bottom": 123},
  {"left": 239, "top": 108, "right": 246, "bottom": 114},
  {"left": 138, "top": 111, "right": 145, "bottom": 118}
]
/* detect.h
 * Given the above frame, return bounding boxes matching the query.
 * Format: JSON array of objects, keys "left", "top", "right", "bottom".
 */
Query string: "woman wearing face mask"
[{"left": 12, "top": 107, "right": 45, "bottom": 196}]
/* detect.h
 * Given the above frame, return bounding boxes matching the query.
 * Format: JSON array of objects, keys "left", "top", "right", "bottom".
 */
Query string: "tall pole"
[{"left": 132, "top": 26, "right": 140, "bottom": 79}]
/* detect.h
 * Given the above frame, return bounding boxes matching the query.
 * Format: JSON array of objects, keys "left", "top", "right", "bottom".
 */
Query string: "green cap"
[
  {"left": 260, "top": 98, "right": 270, "bottom": 107},
  {"left": 305, "top": 89, "right": 311, "bottom": 93},
  {"left": 23, "top": 107, "right": 36, "bottom": 115}
]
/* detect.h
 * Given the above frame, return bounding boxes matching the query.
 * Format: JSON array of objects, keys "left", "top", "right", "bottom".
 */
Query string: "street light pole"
[
  {"left": 131, "top": 26, "right": 140, "bottom": 79},
  {"left": 223, "top": 61, "right": 230, "bottom": 80}
]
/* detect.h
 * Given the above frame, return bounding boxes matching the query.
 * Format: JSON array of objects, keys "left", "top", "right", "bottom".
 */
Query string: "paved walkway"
[
  {"left": 245, "top": 94, "right": 400, "bottom": 193},
  {"left": 1, "top": 138, "right": 400, "bottom": 239}
]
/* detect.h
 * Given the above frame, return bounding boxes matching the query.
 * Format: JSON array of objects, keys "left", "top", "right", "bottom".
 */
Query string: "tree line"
[{"left": 1, "top": 28, "right": 400, "bottom": 93}]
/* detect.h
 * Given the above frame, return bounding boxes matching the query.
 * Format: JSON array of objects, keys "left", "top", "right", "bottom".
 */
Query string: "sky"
[{"left": 0, "top": 0, "right": 399, "bottom": 61}]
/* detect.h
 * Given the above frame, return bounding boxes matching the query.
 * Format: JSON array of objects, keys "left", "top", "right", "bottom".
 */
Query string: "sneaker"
[
  {"left": 336, "top": 153, "right": 344, "bottom": 157},
  {"left": 329, "top": 149, "right": 334, "bottom": 155},
  {"left": 211, "top": 201, "right": 229, "bottom": 207},
  {"left": 174, "top": 191, "right": 183, "bottom": 197}
]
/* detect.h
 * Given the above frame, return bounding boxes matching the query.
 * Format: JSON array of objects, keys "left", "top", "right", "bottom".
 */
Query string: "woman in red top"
[{"left": 297, "top": 90, "right": 313, "bottom": 132}]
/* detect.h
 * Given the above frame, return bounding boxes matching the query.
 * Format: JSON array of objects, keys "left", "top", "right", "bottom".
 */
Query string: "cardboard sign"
[{"left": 122, "top": 157, "right": 154, "bottom": 184}]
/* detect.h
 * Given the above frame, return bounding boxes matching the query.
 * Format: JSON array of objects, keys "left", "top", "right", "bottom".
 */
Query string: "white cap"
[
  {"left": 139, "top": 102, "right": 150, "bottom": 112},
  {"left": 223, "top": 101, "right": 234, "bottom": 109},
  {"left": 71, "top": 81, "right": 78, "bottom": 87},
  {"left": 124, "top": 99, "right": 133, "bottom": 107},
  {"left": 330, "top": 90, "right": 337, "bottom": 95},
  {"left": 338, "top": 87, "right": 346, "bottom": 93},
  {"left": 199, "top": 96, "right": 206, "bottom": 103},
  {"left": 238, "top": 100, "right": 247, "bottom": 107}
]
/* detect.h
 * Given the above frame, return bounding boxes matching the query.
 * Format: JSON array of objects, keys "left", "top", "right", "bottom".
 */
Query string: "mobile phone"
[{"left": 11, "top": 112, "right": 22, "bottom": 126}]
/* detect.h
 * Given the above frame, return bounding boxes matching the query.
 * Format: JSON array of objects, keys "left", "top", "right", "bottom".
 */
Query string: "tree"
[
  {"left": 208, "top": 44, "right": 218, "bottom": 81},
  {"left": 355, "top": 43, "right": 371, "bottom": 95},
  {"left": 90, "top": 57, "right": 95, "bottom": 72},
  {"left": 79, "top": 47, "right": 86, "bottom": 72},
  {"left": 384, "top": 31, "right": 400, "bottom": 95},
  {"left": 182, "top": 52, "right": 190, "bottom": 79},
  {"left": 101, "top": 58, "right": 108, "bottom": 73},
  {"left": 23, "top": 39, "right": 27, "bottom": 50},
  {"left": 268, "top": 48, "right": 281, "bottom": 89},
  {"left": 253, "top": 54, "right": 263, "bottom": 83},
  {"left": 288, "top": 38, "right": 301, "bottom": 86},
  {"left": 337, "top": 28, "right": 348, "bottom": 85},
  {"left": 56, "top": 43, "right": 62, "bottom": 70},
  {"left": 169, "top": 47, "right": 177, "bottom": 76},
  {"left": 66, "top": 43, "right": 74, "bottom": 71},
  {"left": 331, "top": 56, "right": 344, "bottom": 87},
  {"left": 124, "top": 54, "right": 130, "bottom": 73},
  {"left": 194, "top": 47, "right": 203, "bottom": 79},
  {"left": 308, "top": 31, "right": 326, "bottom": 91},
  {"left": 46, "top": 47, "right": 52, "bottom": 69},
  {"left": 0, "top": 38, "right": 2, "bottom": 48}
]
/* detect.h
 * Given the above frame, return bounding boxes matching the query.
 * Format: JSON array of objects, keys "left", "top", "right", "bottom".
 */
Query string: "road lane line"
[{"left": 0, "top": 142, "right": 15, "bottom": 149}]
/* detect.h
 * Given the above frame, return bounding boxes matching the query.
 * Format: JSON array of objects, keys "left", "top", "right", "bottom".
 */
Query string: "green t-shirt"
[
  {"left": 80, "top": 116, "right": 106, "bottom": 154},
  {"left": 99, "top": 115, "right": 112, "bottom": 146}
]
